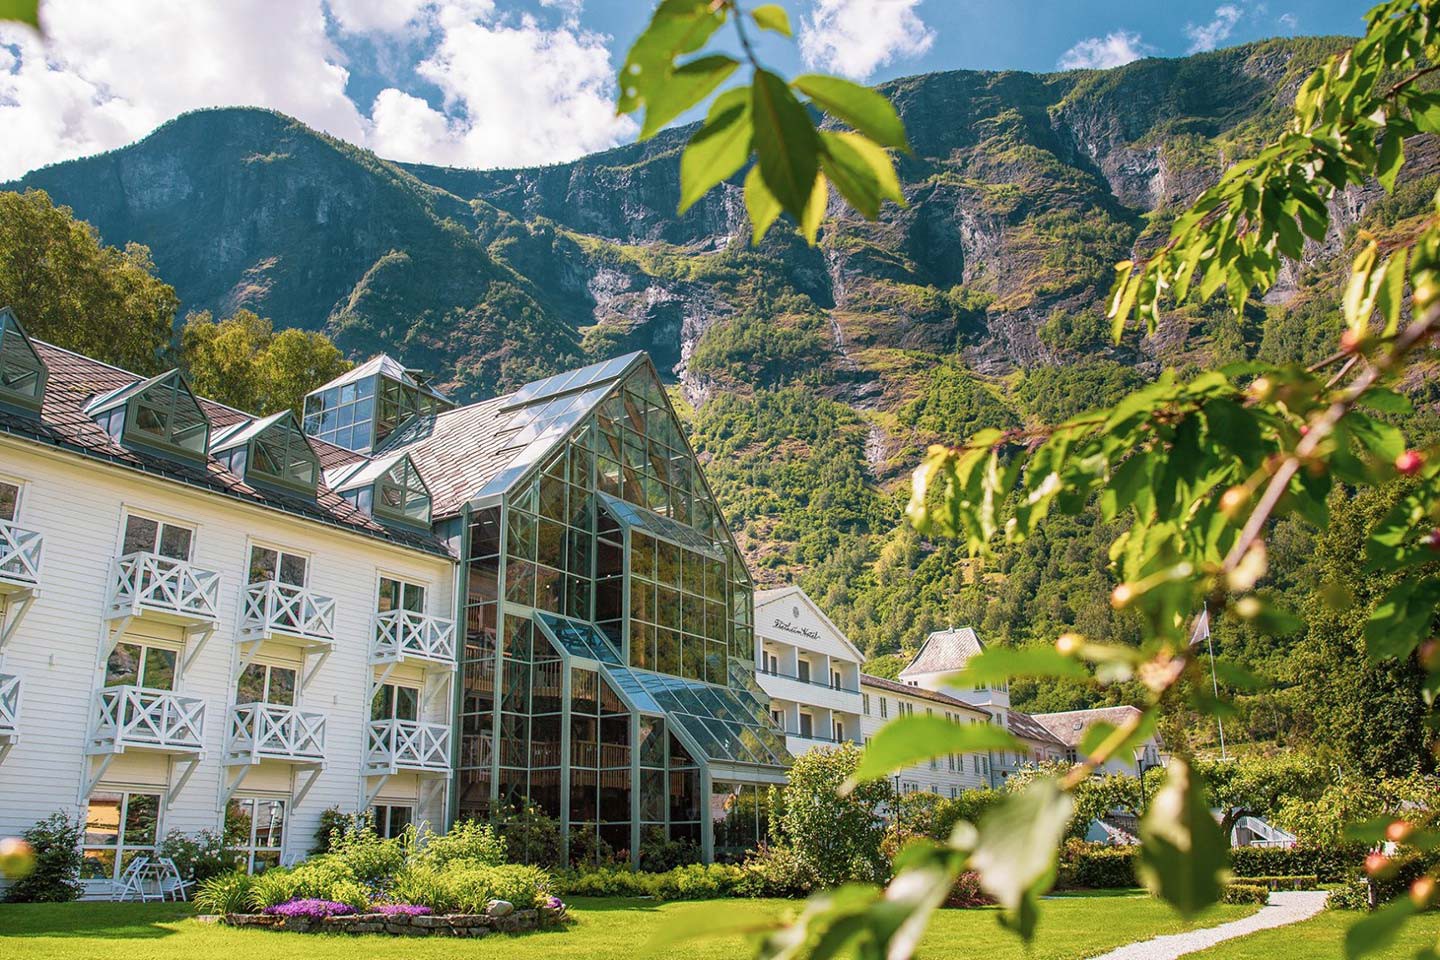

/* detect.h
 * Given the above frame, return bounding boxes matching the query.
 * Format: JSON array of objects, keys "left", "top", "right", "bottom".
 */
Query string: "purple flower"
[
  {"left": 374, "top": 904, "right": 432, "bottom": 916},
  {"left": 545, "top": 896, "right": 564, "bottom": 910},
  {"left": 263, "top": 898, "right": 358, "bottom": 919}
]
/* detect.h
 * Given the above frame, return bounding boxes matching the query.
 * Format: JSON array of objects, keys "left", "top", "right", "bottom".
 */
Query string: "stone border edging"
[{"left": 219, "top": 905, "right": 569, "bottom": 938}]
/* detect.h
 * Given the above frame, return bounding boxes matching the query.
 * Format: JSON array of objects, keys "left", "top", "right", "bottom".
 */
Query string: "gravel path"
[{"left": 1084, "top": 891, "right": 1329, "bottom": 960}]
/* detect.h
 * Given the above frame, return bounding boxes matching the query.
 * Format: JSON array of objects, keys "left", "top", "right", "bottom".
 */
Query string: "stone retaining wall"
[{"left": 220, "top": 906, "right": 568, "bottom": 938}]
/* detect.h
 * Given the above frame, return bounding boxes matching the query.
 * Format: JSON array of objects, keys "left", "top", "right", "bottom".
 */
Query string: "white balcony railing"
[
  {"left": 0, "top": 673, "right": 20, "bottom": 740},
  {"left": 0, "top": 521, "right": 42, "bottom": 592},
  {"left": 371, "top": 609, "right": 456, "bottom": 667},
  {"left": 366, "top": 719, "right": 450, "bottom": 775},
  {"left": 226, "top": 702, "right": 326, "bottom": 765},
  {"left": 108, "top": 552, "right": 221, "bottom": 625},
  {"left": 90, "top": 685, "right": 205, "bottom": 754},
  {"left": 241, "top": 580, "right": 336, "bottom": 645}
]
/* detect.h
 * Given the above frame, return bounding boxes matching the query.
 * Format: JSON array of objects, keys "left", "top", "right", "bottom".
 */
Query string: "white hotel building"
[{"left": 753, "top": 586, "right": 864, "bottom": 755}]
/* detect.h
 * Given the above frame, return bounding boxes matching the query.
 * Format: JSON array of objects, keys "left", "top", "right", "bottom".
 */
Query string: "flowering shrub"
[
  {"left": 374, "top": 903, "right": 432, "bottom": 916},
  {"left": 195, "top": 871, "right": 253, "bottom": 914},
  {"left": 263, "top": 898, "right": 357, "bottom": 919}
]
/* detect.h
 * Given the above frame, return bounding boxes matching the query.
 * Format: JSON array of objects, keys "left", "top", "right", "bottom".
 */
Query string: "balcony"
[
  {"left": 365, "top": 719, "right": 450, "bottom": 776},
  {"left": 0, "top": 672, "right": 20, "bottom": 744},
  {"left": 371, "top": 609, "right": 456, "bottom": 668},
  {"left": 107, "top": 552, "right": 221, "bottom": 628},
  {"left": 755, "top": 667, "right": 864, "bottom": 714},
  {"left": 240, "top": 580, "right": 336, "bottom": 647},
  {"left": 0, "top": 520, "right": 42, "bottom": 593},
  {"left": 89, "top": 685, "right": 205, "bottom": 755},
  {"left": 225, "top": 702, "right": 326, "bottom": 766}
]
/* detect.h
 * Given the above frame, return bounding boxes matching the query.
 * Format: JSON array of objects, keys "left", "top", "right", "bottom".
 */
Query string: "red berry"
[
  {"left": 1386, "top": 820, "right": 1414, "bottom": 843},
  {"left": 1425, "top": 528, "right": 1440, "bottom": 552},
  {"left": 1341, "top": 329, "right": 1367, "bottom": 354},
  {"left": 1299, "top": 424, "right": 1310, "bottom": 437},
  {"left": 1365, "top": 852, "right": 1390, "bottom": 876},
  {"left": 1396, "top": 450, "right": 1426, "bottom": 476}
]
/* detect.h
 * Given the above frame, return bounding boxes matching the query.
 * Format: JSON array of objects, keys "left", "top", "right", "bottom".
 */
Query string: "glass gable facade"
[
  {"left": 211, "top": 412, "right": 320, "bottom": 494},
  {"left": 458, "top": 358, "right": 784, "bottom": 865},
  {"left": 87, "top": 370, "right": 210, "bottom": 461},
  {"left": 303, "top": 362, "right": 452, "bottom": 453},
  {"left": 0, "top": 308, "right": 46, "bottom": 412}
]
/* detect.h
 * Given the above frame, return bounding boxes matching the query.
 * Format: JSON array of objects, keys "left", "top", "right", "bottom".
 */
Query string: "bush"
[
  {"left": 774, "top": 745, "right": 890, "bottom": 888},
  {"left": 3, "top": 812, "right": 82, "bottom": 903},
  {"left": 194, "top": 871, "right": 253, "bottom": 914},
  {"left": 420, "top": 820, "right": 506, "bottom": 868},
  {"left": 490, "top": 806, "right": 563, "bottom": 867},
  {"left": 944, "top": 871, "right": 995, "bottom": 909},
  {"left": 311, "top": 808, "right": 375, "bottom": 855},
  {"left": 1327, "top": 879, "right": 1372, "bottom": 911},
  {"left": 735, "top": 844, "right": 816, "bottom": 898},
  {"left": 158, "top": 830, "right": 230, "bottom": 883},
  {"left": 1229, "top": 845, "right": 1363, "bottom": 883},
  {"left": 649, "top": 863, "right": 744, "bottom": 901},
  {"left": 1064, "top": 843, "right": 1138, "bottom": 889},
  {"left": 391, "top": 862, "right": 552, "bottom": 913},
  {"left": 556, "top": 866, "right": 653, "bottom": 899},
  {"left": 638, "top": 827, "right": 701, "bottom": 871},
  {"left": 328, "top": 827, "right": 407, "bottom": 886},
  {"left": 246, "top": 856, "right": 358, "bottom": 909},
  {"left": 1221, "top": 883, "right": 1272, "bottom": 905},
  {"left": 1239, "top": 874, "right": 1320, "bottom": 891}
]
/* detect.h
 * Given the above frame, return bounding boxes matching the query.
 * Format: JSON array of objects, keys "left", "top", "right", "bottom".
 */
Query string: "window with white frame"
[
  {"left": 122, "top": 513, "right": 193, "bottom": 561},
  {"left": 236, "top": 662, "right": 297, "bottom": 706},
  {"left": 762, "top": 649, "right": 778, "bottom": 674},
  {"left": 248, "top": 544, "right": 307, "bottom": 586},
  {"left": 105, "top": 641, "right": 177, "bottom": 690},
  {"left": 377, "top": 575, "right": 425, "bottom": 614},
  {"left": 81, "top": 791, "right": 160, "bottom": 880},
  {"left": 225, "top": 797, "right": 286, "bottom": 872},
  {"left": 372, "top": 682, "right": 419, "bottom": 722},
  {"left": 770, "top": 709, "right": 784, "bottom": 728},
  {"left": 0, "top": 479, "right": 20, "bottom": 522},
  {"left": 832, "top": 718, "right": 844, "bottom": 741},
  {"left": 373, "top": 804, "right": 413, "bottom": 839},
  {"left": 879, "top": 697, "right": 888, "bottom": 719},
  {"left": 862, "top": 693, "right": 870, "bottom": 715}
]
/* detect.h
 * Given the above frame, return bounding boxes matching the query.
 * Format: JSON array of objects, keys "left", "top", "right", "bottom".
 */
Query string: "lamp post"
[{"left": 1134, "top": 747, "right": 1158, "bottom": 813}]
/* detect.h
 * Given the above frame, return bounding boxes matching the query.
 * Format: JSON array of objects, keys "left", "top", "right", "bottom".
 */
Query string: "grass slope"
[{"left": 0, "top": 894, "right": 1258, "bottom": 960}]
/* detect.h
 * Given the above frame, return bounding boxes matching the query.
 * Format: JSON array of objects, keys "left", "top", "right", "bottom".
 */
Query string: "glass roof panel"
[
  {"left": 534, "top": 611, "right": 622, "bottom": 666},
  {"left": 597, "top": 493, "right": 724, "bottom": 557},
  {"left": 502, "top": 352, "right": 642, "bottom": 410},
  {"left": 609, "top": 667, "right": 791, "bottom": 768}
]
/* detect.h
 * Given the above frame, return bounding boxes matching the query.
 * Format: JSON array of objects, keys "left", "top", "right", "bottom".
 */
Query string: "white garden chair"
[
  {"left": 112, "top": 856, "right": 152, "bottom": 902},
  {"left": 156, "top": 857, "right": 194, "bottom": 902}
]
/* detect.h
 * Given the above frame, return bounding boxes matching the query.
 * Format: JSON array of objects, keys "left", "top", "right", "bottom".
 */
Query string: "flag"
[{"left": 1188, "top": 606, "right": 1210, "bottom": 646}]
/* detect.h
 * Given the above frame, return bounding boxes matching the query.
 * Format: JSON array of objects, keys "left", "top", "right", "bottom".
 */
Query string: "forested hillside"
[{"left": 7, "top": 35, "right": 1438, "bottom": 766}]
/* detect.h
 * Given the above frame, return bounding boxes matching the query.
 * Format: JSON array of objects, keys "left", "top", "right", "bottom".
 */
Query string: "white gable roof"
[{"left": 754, "top": 584, "right": 865, "bottom": 664}]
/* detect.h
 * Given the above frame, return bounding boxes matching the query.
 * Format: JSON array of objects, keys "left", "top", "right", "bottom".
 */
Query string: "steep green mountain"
[{"left": 10, "top": 36, "right": 1435, "bottom": 734}]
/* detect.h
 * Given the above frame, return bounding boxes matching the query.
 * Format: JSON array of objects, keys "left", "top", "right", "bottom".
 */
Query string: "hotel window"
[
  {"left": 830, "top": 668, "right": 842, "bottom": 689},
  {"left": 879, "top": 697, "right": 888, "bottom": 719},
  {"left": 798, "top": 712, "right": 814, "bottom": 738},
  {"left": 378, "top": 576, "right": 426, "bottom": 614},
  {"left": 929, "top": 755, "right": 938, "bottom": 770},
  {"left": 762, "top": 650, "right": 779, "bottom": 674},
  {"left": 373, "top": 682, "right": 420, "bottom": 722},
  {"left": 833, "top": 719, "right": 844, "bottom": 741},
  {"left": 862, "top": 693, "right": 870, "bottom": 715},
  {"left": 225, "top": 797, "right": 286, "bottom": 872},
  {"left": 105, "top": 641, "right": 177, "bottom": 691},
  {"left": 122, "top": 514, "right": 193, "bottom": 561},
  {"left": 236, "top": 662, "right": 297, "bottom": 706},
  {"left": 770, "top": 709, "right": 784, "bottom": 728},
  {"left": 373, "top": 804, "right": 413, "bottom": 839},
  {"left": 89, "top": 370, "right": 210, "bottom": 460},
  {"left": 248, "top": 544, "right": 308, "bottom": 587},
  {"left": 796, "top": 659, "right": 811, "bottom": 682},
  {"left": 0, "top": 479, "right": 19, "bottom": 522},
  {"left": 81, "top": 791, "right": 159, "bottom": 880},
  {"left": 0, "top": 308, "right": 47, "bottom": 411}
]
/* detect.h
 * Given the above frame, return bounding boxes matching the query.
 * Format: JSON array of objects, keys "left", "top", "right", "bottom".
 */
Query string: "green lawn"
[
  {"left": 1188, "top": 909, "right": 1440, "bottom": 960},
  {"left": 0, "top": 893, "right": 1259, "bottom": 960}
]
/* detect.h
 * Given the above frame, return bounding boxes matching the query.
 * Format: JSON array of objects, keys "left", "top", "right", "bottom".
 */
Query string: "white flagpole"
[{"left": 1201, "top": 602, "right": 1227, "bottom": 760}]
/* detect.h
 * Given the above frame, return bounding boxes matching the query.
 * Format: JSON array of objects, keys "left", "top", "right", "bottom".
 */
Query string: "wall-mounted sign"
[{"left": 771, "top": 617, "right": 820, "bottom": 641}]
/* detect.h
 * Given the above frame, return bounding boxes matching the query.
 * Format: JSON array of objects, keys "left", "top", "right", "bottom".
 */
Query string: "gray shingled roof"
[
  {"left": 899, "top": 626, "right": 985, "bottom": 678},
  {"left": 1004, "top": 709, "right": 1067, "bottom": 747},
  {"left": 1028, "top": 706, "right": 1151, "bottom": 748},
  {"left": 0, "top": 340, "right": 450, "bottom": 558},
  {"left": 860, "top": 673, "right": 990, "bottom": 717}
]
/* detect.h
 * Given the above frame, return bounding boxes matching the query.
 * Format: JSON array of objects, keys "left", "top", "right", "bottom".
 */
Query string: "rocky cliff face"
[{"left": 7, "top": 37, "right": 1359, "bottom": 420}]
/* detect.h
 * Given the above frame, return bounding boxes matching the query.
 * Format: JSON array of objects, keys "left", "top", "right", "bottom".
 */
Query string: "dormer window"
[
  {"left": 301, "top": 355, "right": 452, "bottom": 453},
  {"left": 85, "top": 369, "right": 210, "bottom": 461},
  {"left": 210, "top": 411, "right": 320, "bottom": 494},
  {"left": 0, "top": 308, "right": 47, "bottom": 413},
  {"left": 326, "top": 453, "right": 432, "bottom": 527}
]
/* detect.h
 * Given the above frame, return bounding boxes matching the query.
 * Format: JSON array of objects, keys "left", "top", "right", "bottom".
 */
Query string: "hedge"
[
  {"left": 1067, "top": 847, "right": 1138, "bottom": 889},
  {"left": 1228, "top": 846, "right": 1365, "bottom": 883},
  {"left": 1221, "top": 883, "right": 1272, "bottom": 905},
  {"left": 1239, "top": 875, "right": 1319, "bottom": 891}
]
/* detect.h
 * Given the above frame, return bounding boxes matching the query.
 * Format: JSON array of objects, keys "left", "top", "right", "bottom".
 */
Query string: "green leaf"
[
  {"left": 949, "top": 646, "right": 1088, "bottom": 688},
  {"left": 1374, "top": 251, "right": 1408, "bottom": 337},
  {"left": 845, "top": 715, "right": 1024, "bottom": 787},
  {"left": 1344, "top": 898, "right": 1416, "bottom": 960},
  {"left": 640, "top": 54, "right": 740, "bottom": 139},
  {"left": 1137, "top": 758, "right": 1227, "bottom": 917},
  {"left": 834, "top": 131, "right": 905, "bottom": 205},
  {"left": 1077, "top": 709, "right": 1158, "bottom": 759},
  {"left": 679, "top": 87, "right": 752, "bottom": 214},
  {"left": 1356, "top": 387, "right": 1413, "bottom": 415},
  {"left": 793, "top": 73, "right": 909, "bottom": 151},
  {"left": 0, "top": 0, "right": 39, "bottom": 28},
  {"left": 819, "top": 131, "right": 881, "bottom": 219},
  {"left": 1343, "top": 241, "right": 1381, "bottom": 334},
  {"left": 751, "top": 69, "right": 821, "bottom": 219},
  {"left": 1377, "top": 128, "right": 1404, "bottom": 193},
  {"left": 744, "top": 164, "right": 782, "bottom": 243},
  {"left": 750, "top": 3, "right": 792, "bottom": 36},
  {"left": 967, "top": 778, "right": 1073, "bottom": 939},
  {"left": 617, "top": 0, "right": 726, "bottom": 115},
  {"left": 800, "top": 171, "right": 828, "bottom": 245}
]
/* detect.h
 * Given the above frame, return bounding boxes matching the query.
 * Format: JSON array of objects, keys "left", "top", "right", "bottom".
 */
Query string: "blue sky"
[{"left": 0, "top": 1, "right": 1374, "bottom": 180}]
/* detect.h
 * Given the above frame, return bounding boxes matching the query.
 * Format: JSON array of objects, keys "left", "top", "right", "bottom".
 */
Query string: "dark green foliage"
[
  {"left": 1239, "top": 875, "right": 1321, "bottom": 890},
  {"left": 1220, "top": 883, "right": 1271, "bottom": 905},
  {"left": 1016, "top": 361, "right": 1147, "bottom": 425},
  {"left": 311, "top": 807, "right": 374, "bottom": 855},
  {"left": 772, "top": 744, "right": 891, "bottom": 888},
  {"left": 1064, "top": 845, "right": 1139, "bottom": 889},
  {"left": 1229, "top": 845, "right": 1367, "bottom": 884},
  {"left": 896, "top": 362, "right": 1019, "bottom": 457},
  {"left": 3, "top": 813, "right": 82, "bottom": 903},
  {"left": 490, "top": 805, "right": 564, "bottom": 868}
]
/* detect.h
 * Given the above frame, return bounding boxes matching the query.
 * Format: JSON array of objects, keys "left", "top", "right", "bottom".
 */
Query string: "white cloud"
[
  {"left": 0, "top": 1, "right": 364, "bottom": 181},
  {"left": 0, "top": 0, "right": 633, "bottom": 179},
  {"left": 1277, "top": 12, "right": 1299, "bottom": 32},
  {"left": 1057, "top": 30, "right": 1150, "bottom": 70},
  {"left": 798, "top": 0, "right": 935, "bottom": 81},
  {"left": 1185, "top": 4, "right": 1243, "bottom": 53}
]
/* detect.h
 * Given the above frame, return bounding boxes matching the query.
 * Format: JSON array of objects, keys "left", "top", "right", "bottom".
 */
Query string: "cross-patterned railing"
[
  {"left": 226, "top": 702, "right": 325, "bottom": 765},
  {"left": 0, "top": 672, "right": 20, "bottom": 738},
  {"left": 108, "top": 552, "right": 221, "bottom": 623},
  {"left": 371, "top": 609, "right": 456, "bottom": 666},
  {"left": 91, "top": 685, "right": 205, "bottom": 753},
  {"left": 366, "top": 719, "right": 450, "bottom": 774},
  {"left": 0, "top": 521, "right": 42, "bottom": 590},
  {"left": 241, "top": 580, "right": 336, "bottom": 644}
]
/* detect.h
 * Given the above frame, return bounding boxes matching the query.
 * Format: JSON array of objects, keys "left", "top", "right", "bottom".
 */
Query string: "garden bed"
[{"left": 218, "top": 902, "right": 569, "bottom": 938}]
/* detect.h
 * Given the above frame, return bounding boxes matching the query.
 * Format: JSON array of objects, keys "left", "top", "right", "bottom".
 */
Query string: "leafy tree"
[
  {"left": 772, "top": 744, "right": 891, "bottom": 888},
  {"left": 0, "top": 189, "right": 176, "bottom": 373},
  {"left": 1272, "top": 771, "right": 1440, "bottom": 846},
  {"left": 1194, "top": 754, "right": 1330, "bottom": 838},
  {"left": 179, "top": 309, "right": 350, "bottom": 415}
]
